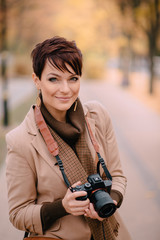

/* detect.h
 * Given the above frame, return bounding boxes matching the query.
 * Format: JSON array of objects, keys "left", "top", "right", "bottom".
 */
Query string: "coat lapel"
[
  {"left": 25, "top": 105, "right": 101, "bottom": 181},
  {"left": 26, "top": 106, "right": 63, "bottom": 180}
]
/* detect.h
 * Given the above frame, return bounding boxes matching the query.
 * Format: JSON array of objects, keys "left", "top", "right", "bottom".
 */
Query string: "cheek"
[
  {"left": 41, "top": 85, "right": 55, "bottom": 96},
  {"left": 73, "top": 83, "right": 80, "bottom": 94},
  {"left": 41, "top": 88, "right": 48, "bottom": 98}
]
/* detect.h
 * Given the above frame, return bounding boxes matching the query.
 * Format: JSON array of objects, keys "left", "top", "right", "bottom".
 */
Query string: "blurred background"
[{"left": 0, "top": 0, "right": 160, "bottom": 239}]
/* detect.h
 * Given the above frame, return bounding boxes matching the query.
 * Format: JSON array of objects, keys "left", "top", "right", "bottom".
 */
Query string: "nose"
[{"left": 60, "top": 80, "right": 70, "bottom": 93}]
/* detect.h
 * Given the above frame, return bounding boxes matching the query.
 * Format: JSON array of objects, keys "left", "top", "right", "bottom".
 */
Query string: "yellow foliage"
[{"left": 4, "top": 0, "right": 153, "bottom": 78}]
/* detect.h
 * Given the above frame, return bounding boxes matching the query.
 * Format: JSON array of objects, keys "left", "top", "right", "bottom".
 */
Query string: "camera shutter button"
[{"left": 84, "top": 183, "right": 91, "bottom": 189}]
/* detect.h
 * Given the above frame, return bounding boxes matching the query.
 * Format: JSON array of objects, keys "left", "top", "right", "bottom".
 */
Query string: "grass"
[{"left": 0, "top": 94, "right": 36, "bottom": 168}]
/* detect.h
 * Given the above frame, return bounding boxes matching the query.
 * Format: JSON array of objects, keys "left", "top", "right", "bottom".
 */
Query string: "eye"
[
  {"left": 70, "top": 76, "right": 79, "bottom": 81},
  {"left": 49, "top": 77, "right": 57, "bottom": 82}
]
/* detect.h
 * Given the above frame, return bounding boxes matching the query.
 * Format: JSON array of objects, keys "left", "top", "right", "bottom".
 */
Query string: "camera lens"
[
  {"left": 90, "top": 190, "right": 116, "bottom": 218},
  {"left": 98, "top": 202, "right": 116, "bottom": 218}
]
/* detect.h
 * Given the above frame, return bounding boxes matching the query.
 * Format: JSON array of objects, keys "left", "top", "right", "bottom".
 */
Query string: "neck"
[
  {"left": 45, "top": 106, "right": 67, "bottom": 123},
  {"left": 40, "top": 98, "right": 86, "bottom": 146},
  {"left": 51, "top": 112, "right": 66, "bottom": 123}
]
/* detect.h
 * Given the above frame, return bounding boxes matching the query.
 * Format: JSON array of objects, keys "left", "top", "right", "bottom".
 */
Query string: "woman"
[{"left": 6, "top": 36, "right": 131, "bottom": 240}]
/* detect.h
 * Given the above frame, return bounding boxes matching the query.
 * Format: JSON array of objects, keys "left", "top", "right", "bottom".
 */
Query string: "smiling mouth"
[{"left": 56, "top": 97, "right": 71, "bottom": 101}]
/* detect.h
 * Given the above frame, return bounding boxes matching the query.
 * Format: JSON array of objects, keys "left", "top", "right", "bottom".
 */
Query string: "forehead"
[{"left": 42, "top": 59, "right": 76, "bottom": 75}]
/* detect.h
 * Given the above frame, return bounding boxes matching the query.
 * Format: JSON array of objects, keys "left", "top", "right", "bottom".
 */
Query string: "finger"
[
  {"left": 84, "top": 205, "right": 93, "bottom": 216},
  {"left": 88, "top": 203, "right": 95, "bottom": 212},
  {"left": 84, "top": 203, "right": 104, "bottom": 221},
  {"left": 84, "top": 208, "right": 91, "bottom": 216},
  {"left": 71, "top": 196, "right": 90, "bottom": 208},
  {"left": 113, "top": 200, "right": 117, "bottom": 205},
  {"left": 71, "top": 206, "right": 89, "bottom": 213},
  {"left": 67, "top": 201, "right": 89, "bottom": 210},
  {"left": 68, "top": 190, "right": 88, "bottom": 203},
  {"left": 64, "top": 200, "right": 90, "bottom": 216},
  {"left": 71, "top": 181, "right": 82, "bottom": 188},
  {"left": 72, "top": 190, "right": 88, "bottom": 199},
  {"left": 89, "top": 203, "right": 102, "bottom": 219}
]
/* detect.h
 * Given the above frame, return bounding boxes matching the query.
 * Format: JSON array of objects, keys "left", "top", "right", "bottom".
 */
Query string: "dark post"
[{"left": 1, "top": 0, "right": 9, "bottom": 126}]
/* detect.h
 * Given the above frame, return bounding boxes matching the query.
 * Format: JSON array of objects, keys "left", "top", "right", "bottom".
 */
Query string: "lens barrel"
[{"left": 90, "top": 190, "right": 117, "bottom": 218}]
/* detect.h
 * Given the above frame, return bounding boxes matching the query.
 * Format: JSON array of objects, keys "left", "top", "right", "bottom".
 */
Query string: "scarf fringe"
[{"left": 113, "top": 221, "right": 120, "bottom": 237}]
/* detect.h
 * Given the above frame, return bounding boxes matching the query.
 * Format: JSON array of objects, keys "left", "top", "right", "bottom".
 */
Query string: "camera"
[{"left": 71, "top": 173, "right": 116, "bottom": 218}]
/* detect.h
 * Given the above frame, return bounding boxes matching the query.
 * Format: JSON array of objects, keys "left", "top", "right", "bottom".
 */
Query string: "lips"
[{"left": 56, "top": 96, "right": 71, "bottom": 102}]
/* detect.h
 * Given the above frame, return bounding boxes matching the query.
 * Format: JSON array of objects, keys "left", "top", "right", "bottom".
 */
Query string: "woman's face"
[{"left": 33, "top": 60, "right": 80, "bottom": 122}]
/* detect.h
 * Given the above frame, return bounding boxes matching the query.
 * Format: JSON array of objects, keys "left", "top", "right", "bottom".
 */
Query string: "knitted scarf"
[{"left": 40, "top": 99, "right": 119, "bottom": 240}]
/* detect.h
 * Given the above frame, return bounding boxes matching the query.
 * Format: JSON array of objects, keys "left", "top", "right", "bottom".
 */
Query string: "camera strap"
[
  {"left": 85, "top": 117, "right": 112, "bottom": 181},
  {"left": 34, "top": 105, "right": 112, "bottom": 188},
  {"left": 34, "top": 105, "right": 71, "bottom": 188}
]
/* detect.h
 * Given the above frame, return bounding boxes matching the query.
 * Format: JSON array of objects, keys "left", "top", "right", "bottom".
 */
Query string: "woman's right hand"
[{"left": 62, "top": 181, "right": 90, "bottom": 216}]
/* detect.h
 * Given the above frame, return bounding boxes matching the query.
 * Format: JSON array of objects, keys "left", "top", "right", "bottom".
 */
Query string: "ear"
[{"left": 32, "top": 73, "right": 40, "bottom": 89}]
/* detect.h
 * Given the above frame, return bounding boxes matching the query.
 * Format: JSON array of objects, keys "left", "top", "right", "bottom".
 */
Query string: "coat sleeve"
[
  {"left": 5, "top": 130, "right": 43, "bottom": 234},
  {"left": 85, "top": 101, "right": 127, "bottom": 200},
  {"left": 99, "top": 103, "right": 127, "bottom": 198}
]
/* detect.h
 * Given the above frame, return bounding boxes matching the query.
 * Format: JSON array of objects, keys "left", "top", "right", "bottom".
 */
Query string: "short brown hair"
[{"left": 31, "top": 36, "right": 83, "bottom": 79}]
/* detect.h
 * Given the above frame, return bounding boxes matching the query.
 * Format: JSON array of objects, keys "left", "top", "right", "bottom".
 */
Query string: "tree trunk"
[
  {"left": 121, "top": 34, "right": 132, "bottom": 87},
  {"left": 0, "top": 0, "right": 9, "bottom": 126},
  {"left": 148, "top": 0, "right": 160, "bottom": 94}
]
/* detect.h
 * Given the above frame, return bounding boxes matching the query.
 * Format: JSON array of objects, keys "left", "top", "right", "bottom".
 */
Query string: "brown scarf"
[{"left": 40, "top": 100, "right": 119, "bottom": 240}]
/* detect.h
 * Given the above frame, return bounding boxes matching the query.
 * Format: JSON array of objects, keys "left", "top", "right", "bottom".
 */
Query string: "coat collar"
[
  {"left": 26, "top": 104, "right": 96, "bottom": 141},
  {"left": 25, "top": 104, "right": 97, "bottom": 175}
]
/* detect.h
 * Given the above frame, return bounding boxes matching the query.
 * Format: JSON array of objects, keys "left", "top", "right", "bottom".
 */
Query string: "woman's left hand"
[
  {"left": 84, "top": 200, "right": 117, "bottom": 221},
  {"left": 84, "top": 203, "right": 104, "bottom": 221}
]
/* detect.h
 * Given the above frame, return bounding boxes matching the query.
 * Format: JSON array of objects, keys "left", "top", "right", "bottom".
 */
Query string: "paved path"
[
  {"left": 0, "top": 77, "right": 35, "bottom": 119},
  {"left": 0, "top": 78, "right": 35, "bottom": 240},
  {"left": 0, "top": 164, "right": 24, "bottom": 239},
  {"left": 80, "top": 81, "right": 160, "bottom": 240},
  {"left": 0, "top": 80, "right": 160, "bottom": 240}
]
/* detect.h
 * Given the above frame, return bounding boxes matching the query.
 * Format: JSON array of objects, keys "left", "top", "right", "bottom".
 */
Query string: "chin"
[
  {"left": 63, "top": 101, "right": 74, "bottom": 109},
  {"left": 58, "top": 104, "right": 72, "bottom": 112}
]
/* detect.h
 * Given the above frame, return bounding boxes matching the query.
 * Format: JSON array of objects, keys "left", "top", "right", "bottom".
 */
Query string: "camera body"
[{"left": 71, "top": 173, "right": 116, "bottom": 218}]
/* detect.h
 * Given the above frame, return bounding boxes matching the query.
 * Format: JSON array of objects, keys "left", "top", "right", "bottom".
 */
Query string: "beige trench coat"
[{"left": 6, "top": 101, "right": 132, "bottom": 240}]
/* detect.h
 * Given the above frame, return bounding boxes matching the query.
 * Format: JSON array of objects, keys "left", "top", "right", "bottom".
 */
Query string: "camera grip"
[
  {"left": 70, "top": 186, "right": 88, "bottom": 201},
  {"left": 76, "top": 195, "right": 88, "bottom": 201}
]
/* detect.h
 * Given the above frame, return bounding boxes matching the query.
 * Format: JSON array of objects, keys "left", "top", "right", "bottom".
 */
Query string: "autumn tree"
[
  {"left": 117, "top": 0, "right": 160, "bottom": 94},
  {"left": 0, "top": 0, "right": 31, "bottom": 125}
]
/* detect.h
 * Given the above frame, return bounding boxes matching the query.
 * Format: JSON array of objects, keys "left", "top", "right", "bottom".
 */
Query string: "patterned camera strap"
[{"left": 34, "top": 106, "right": 119, "bottom": 240}]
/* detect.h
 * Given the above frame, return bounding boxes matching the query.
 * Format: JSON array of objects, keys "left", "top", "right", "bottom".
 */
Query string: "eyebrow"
[
  {"left": 47, "top": 73, "right": 61, "bottom": 77},
  {"left": 47, "top": 73, "right": 78, "bottom": 77}
]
